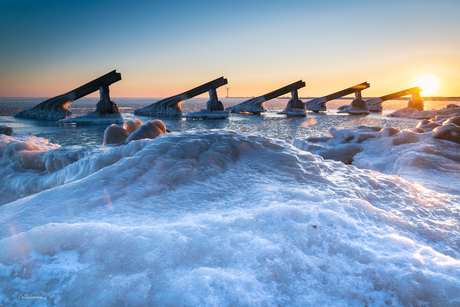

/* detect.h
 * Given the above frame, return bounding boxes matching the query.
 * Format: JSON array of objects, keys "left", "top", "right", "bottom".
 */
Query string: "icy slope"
[
  {"left": 0, "top": 133, "right": 150, "bottom": 205},
  {"left": 1, "top": 130, "right": 459, "bottom": 306}
]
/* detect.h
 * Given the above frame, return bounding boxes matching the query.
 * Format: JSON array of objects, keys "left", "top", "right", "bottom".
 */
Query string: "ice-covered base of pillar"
[
  {"left": 14, "top": 109, "right": 71, "bottom": 121},
  {"left": 306, "top": 105, "right": 327, "bottom": 112},
  {"left": 58, "top": 112, "right": 123, "bottom": 126},
  {"left": 278, "top": 108, "right": 307, "bottom": 117},
  {"left": 347, "top": 108, "right": 370, "bottom": 115},
  {"left": 338, "top": 103, "right": 370, "bottom": 115},
  {"left": 367, "top": 104, "right": 383, "bottom": 112},
  {"left": 134, "top": 108, "right": 182, "bottom": 117},
  {"left": 184, "top": 110, "right": 230, "bottom": 120}
]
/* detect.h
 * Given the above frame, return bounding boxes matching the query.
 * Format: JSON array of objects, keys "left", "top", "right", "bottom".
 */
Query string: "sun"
[{"left": 414, "top": 74, "right": 440, "bottom": 96}]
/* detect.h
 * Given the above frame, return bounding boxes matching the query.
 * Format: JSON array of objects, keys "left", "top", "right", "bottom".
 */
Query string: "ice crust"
[
  {"left": 0, "top": 133, "right": 150, "bottom": 205},
  {"left": 388, "top": 103, "right": 460, "bottom": 119},
  {"left": 58, "top": 112, "right": 124, "bottom": 125},
  {"left": 1, "top": 130, "right": 460, "bottom": 306},
  {"left": 293, "top": 116, "right": 460, "bottom": 195},
  {"left": 0, "top": 125, "right": 13, "bottom": 136}
]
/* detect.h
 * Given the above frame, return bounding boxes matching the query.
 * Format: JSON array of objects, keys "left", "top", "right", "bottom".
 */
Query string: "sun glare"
[{"left": 414, "top": 75, "right": 440, "bottom": 96}]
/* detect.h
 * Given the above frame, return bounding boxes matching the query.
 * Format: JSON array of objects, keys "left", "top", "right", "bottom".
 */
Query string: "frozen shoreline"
[{"left": 1, "top": 127, "right": 459, "bottom": 305}]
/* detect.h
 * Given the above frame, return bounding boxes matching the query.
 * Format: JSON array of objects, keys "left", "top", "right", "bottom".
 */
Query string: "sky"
[{"left": 0, "top": 0, "right": 459, "bottom": 98}]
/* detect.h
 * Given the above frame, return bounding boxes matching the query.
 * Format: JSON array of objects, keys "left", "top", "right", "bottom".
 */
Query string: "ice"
[
  {"left": 0, "top": 133, "right": 150, "bottom": 205},
  {"left": 58, "top": 112, "right": 123, "bottom": 126},
  {"left": 104, "top": 119, "right": 167, "bottom": 145},
  {"left": 125, "top": 119, "right": 166, "bottom": 143},
  {"left": 123, "top": 119, "right": 143, "bottom": 134},
  {"left": 388, "top": 103, "right": 460, "bottom": 119},
  {"left": 103, "top": 124, "right": 130, "bottom": 145},
  {"left": 0, "top": 125, "right": 13, "bottom": 136},
  {"left": 1, "top": 129, "right": 459, "bottom": 306},
  {"left": 184, "top": 110, "right": 230, "bottom": 119},
  {"left": 293, "top": 115, "right": 460, "bottom": 194}
]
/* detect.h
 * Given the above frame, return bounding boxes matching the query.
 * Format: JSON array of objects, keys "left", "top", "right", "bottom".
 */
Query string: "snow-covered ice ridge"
[
  {"left": 293, "top": 115, "right": 460, "bottom": 195},
  {"left": 1, "top": 129, "right": 459, "bottom": 306},
  {"left": 388, "top": 103, "right": 460, "bottom": 119}
]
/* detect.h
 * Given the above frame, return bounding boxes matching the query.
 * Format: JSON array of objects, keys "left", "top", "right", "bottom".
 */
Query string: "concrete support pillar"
[
  {"left": 206, "top": 87, "right": 225, "bottom": 111},
  {"left": 408, "top": 92, "right": 424, "bottom": 111},
  {"left": 96, "top": 85, "right": 120, "bottom": 114}
]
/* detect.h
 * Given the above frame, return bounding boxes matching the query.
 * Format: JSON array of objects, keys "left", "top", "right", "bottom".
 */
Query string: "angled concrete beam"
[
  {"left": 134, "top": 77, "right": 228, "bottom": 117},
  {"left": 15, "top": 70, "right": 122, "bottom": 120},
  {"left": 227, "top": 80, "right": 305, "bottom": 114},
  {"left": 306, "top": 82, "right": 370, "bottom": 112},
  {"left": 366, "top": 86, "right": 423, "bottom": 112}
]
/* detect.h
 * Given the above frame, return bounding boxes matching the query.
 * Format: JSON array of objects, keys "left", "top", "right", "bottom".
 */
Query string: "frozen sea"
[
  {"left": 1, "top": 97, "right": 460, "bottom": 306},
  {"left": 0, "top": 97, "right": 428, "bottom": 146}
]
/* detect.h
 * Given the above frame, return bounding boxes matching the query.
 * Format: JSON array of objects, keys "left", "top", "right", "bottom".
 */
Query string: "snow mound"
[
  {"left": 0, "top": 134, "right": 150, "bottom": 205},
  {"left": 1, "top": 130, "right": 459, "bottom": 306},
  {"left": 293, "top": 116, "right": 460, "bottom": 194}
]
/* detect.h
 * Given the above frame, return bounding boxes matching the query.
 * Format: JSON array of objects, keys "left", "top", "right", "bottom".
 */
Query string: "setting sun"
[{"left": 414, "top": 75, "right": 441, "bottom": 96}]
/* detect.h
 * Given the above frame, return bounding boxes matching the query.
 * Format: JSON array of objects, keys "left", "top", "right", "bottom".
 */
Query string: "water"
[{"left": 0, "top": 97, "right": 433, "bottom": 146}]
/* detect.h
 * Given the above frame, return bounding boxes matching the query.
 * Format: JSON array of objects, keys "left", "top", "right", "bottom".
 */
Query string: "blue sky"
[{"left": 0, "top": 0, "right": 459, "bottom": 97}]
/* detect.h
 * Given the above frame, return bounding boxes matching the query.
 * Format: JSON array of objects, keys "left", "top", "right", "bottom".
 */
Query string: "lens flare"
[{"left": 414, "top": 75, "right": 440, "bottom": 96}]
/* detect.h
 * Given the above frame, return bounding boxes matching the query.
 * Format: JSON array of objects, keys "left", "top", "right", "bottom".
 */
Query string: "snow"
[
  {"left": 1, "top": 129, "right": 460, "bottom": 306},
  {"left": 293, "top": 115, "right": 460, "bottom": 195},
  {"left": 388, "top": 103, "right": 460, "bottom": 119},
  {"left": 0, "top": 133, "right": 150, "bottom": 205}
]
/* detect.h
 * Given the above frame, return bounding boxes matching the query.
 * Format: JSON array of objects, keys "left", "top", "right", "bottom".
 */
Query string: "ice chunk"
[
  {"left": 103, "top": 124, "right": 130, "bottom": 145},
  {"left": 125, "top": 120, "right": 166, "bottom": 143},
  {"left": 433, "top": 123, "right": 460, "bottom": 144},
  {"left": 0, "top": 125, "right": 13, "bottom": 136},
  {"left": 123, "top": 119, "right": 143, "bottom": 134}
]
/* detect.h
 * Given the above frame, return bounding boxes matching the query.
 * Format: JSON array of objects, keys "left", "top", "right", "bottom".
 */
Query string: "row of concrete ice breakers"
[
  {"left": 14, "top": 70, "right": 424, "bottom": 121},
  {"left": 135, "top": 76, "right": 424, "bottom": 118}
]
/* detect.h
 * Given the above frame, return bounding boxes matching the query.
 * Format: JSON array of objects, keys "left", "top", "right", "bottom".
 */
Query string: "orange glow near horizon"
[{"left": 1, "top": 68, "right": 459, "bottom": 98}]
